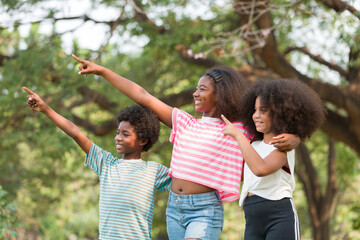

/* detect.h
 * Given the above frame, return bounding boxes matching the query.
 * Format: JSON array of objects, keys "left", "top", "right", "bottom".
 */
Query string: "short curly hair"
[
  {"left": 239, "top": 78, "right": 326, "bottom": 141},
  {"left": 203, "top": 65, "right": 247, "bottom": 121},
  {"left": 116, "top": 105, "right": 160, "bottom": 152}
]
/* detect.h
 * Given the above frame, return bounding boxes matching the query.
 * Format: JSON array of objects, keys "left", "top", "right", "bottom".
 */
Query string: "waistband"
[
  {"left": 169, "top": 190, "right": 221, "bottom": 203},
  {"left": 243, "top": 194, "right": 290, "bottom": 206}
]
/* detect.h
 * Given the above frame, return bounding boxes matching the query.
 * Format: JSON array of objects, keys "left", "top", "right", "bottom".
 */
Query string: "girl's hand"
[
  {"left": 221, "top": 114, "right": 241, "bottom": 139},
  {"left": 72, "top": 54, "right": 103, "bottom": 76},
  {"left": 269, "top": 133, "right": 300, "bottom": 152},
  {"left": 23, "top": 87, "right": 46, "bottom": 112}
]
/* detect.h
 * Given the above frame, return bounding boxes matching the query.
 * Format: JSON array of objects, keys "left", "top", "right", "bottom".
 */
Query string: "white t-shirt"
[{"left": 239, "top": 140, "right": 295, "bottom": 206}]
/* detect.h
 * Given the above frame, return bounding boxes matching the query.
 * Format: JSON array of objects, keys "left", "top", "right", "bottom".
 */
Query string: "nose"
[
  {"left": 193, "top": 89, "right": 199, "bottom": 97},
  {"left": 115, "top": 134, "right": 121, "bottom": 141},
  {"left": 253, "top": 110, "right": 260, "bottom": 119}
]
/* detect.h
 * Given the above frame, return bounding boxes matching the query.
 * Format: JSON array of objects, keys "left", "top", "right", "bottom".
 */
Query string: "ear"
[{"left": 139, "top": 139, "right": 148, "bottom": 146}]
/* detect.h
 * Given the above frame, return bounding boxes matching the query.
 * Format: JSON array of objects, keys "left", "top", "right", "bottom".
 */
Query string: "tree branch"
[
  {"left": 323, "top": 138, "right": 338, "bottom": 218},
  {"left": 132, "top": 0, "right": 168, "bottom": 34},
  {"left": 295, "top": 143, "right": 321, "bottom": 229},
  {"left": 348, "top": 35, "right": 360, "bottom": 84},
  {"left": 72, "top": 114, "right": 118, "bottom": 136},
  {"left": 0, "top": 54, "right": 12, "bottom": 66},
  {"left": 318, "top": 0, "right": 360, "bottom": 20},
  {"left": 18, "top": 14, "right": 128, "bottom": 28},
  {"left": 321, "top": 109, "right": 360, "bottom": 156},
  {"left": 297, "top": 143, "right": 323, "bottom": 205},
  {"left": 75, "top": 86, "right": 118, "bottom": 111},
  {"left": 284, "top": 46, "right": 348, "bottom": 78},
  {"left": 237, "top": 2, "right": 360, "bottom": 156},
  {"left": 175, "top": 44, "right": 221, "bottom": 68}
]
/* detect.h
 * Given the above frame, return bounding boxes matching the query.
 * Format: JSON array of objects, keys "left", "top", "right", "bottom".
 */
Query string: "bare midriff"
[{"left": 171, "top": 177, "right": 215, "bottom": 194}]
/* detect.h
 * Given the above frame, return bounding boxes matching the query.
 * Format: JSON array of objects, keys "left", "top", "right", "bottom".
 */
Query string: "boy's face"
[{"left": 114, "top": 121, "right": 145, "bottom": 159}]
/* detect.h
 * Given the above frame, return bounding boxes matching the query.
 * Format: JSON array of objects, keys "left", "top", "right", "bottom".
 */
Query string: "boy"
[{"left": 23, "top": 87, "right": 171, "bottom": 240}]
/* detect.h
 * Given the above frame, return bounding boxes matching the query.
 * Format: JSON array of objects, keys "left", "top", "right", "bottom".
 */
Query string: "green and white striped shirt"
[{"left": 85, "top": 143, "right": 171, "bottom": 239}]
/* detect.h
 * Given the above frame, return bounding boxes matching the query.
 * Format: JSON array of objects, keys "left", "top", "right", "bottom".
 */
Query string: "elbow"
[
  {"left": 136, "top": 88, "right": 152, "bottom": 105},
  {"left": 253, "top": 171, "right": 266, "bottom": 177},
  {"left": 251, "top": 166, "right": 269, "bottom": 177},
  {"left": 72, "top": 131, "right": 83, "bottom": 141},
  {"left": 70, "top": 127, "right": 82, "bottom": 140}
]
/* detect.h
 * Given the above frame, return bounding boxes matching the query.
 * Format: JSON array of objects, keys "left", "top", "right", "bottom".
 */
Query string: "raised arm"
[
  {"left": 221, "top": 115, "right": 287, "bottom": 177},
  {"left": 72, "top": 54, "right": 173, "bottom": 128},
  {"left": 23, "top": 87, "right": 92, "bottom": 154}
]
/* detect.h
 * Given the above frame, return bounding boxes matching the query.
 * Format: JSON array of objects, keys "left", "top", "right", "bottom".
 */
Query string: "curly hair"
[
  {"left": 239, "top": 78, "right": 326, "bottom": 141},
  {"left": 116, "top": 105, "right": 160, "bottom": 152},
  {"left": 204, "top": 65, "right": 247, "bottom": 121}
]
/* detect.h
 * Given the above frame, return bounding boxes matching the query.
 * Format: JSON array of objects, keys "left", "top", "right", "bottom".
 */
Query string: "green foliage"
[
  {"left": 0, "top": 186, "right": 20, "bottom": 239},
  {"left": 1, "top": 0, "right": 360, "bottom": 239},
  {"left": 351, "top": 202, "right": 360, "bottom": 230},
  {"left": 298, "top": 132, "right": 360, "bottom": 239}
]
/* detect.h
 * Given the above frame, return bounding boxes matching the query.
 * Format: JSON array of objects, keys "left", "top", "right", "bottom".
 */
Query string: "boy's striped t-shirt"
[
  {"left": 169, "top": 108, "right": 250, "bottom": 202},
  {"left": 85, "top": 143, "right": 171, "bottom": 240}
]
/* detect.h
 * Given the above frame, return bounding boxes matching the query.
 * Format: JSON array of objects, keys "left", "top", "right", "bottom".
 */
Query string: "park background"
[{"left": 1, "top": 0, "right": 360, "bottom": 239}]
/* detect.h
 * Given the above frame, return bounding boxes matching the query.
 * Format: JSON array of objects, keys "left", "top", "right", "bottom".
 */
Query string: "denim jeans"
[{"left": 166, "top": 190, "right": 224, "bottom": 240}]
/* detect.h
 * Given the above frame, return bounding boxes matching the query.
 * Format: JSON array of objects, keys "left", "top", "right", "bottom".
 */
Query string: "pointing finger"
[
  {"left": 221, "top": 114, "right": 231, "bottom": 125},
  {"left": 23, "top": 87, "right": 35, "bottom": 95},
  {"left": 72, "top": 54, "right": 85, "bottom": 63}
]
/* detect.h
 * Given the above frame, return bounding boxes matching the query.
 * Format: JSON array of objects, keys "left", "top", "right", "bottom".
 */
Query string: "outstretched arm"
[
  {"left": 221, "top": 115, "right": 287, "bottom": 177},
  {"left": 23, "top": 87, "right": 92, "bottom": 154},
  {"left": 72, "top": 54, "right": 173, "bottom": 128}
]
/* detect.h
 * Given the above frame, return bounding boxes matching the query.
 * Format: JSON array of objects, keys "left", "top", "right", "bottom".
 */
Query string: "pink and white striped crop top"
[{"left": 169, "top": 108, "right": 251, "bottom": 202}]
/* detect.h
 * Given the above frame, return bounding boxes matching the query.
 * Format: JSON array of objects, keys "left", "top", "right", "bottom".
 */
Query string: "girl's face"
[
  {"left": 193, "top": 76, "right": 217, "bottom": 117},
  {"left": 114, "top": 121, "right": 145, "bottom": 159},
  {"left": 252, "top": 97, "right": 272, "bottom": 135}
]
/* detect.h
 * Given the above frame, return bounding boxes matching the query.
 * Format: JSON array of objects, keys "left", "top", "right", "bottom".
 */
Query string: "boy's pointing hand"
[{"left": 23, "top": 87, "right": 46, "bottom": 112}]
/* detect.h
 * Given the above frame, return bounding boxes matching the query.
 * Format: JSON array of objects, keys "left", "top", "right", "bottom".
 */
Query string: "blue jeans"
[{"left": 166, "top": 190, "right": 224, "bottom": 240}]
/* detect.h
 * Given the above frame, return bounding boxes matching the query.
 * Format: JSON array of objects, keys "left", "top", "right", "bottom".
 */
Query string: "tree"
[
  {"left": 0, "top": 186, "right": 19, "bottom": 239},
  {"left": 1, "top": 0, "right": 360, "bottom": 239}
]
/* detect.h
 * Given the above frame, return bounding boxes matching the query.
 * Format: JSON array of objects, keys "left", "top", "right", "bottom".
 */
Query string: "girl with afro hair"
[{"left": 222, "top": 78, "right": 326, "bottom": 240}]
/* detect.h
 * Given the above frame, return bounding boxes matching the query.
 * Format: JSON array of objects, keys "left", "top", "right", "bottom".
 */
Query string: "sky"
[
  {"left": 1, "top": 0, "right": 359, "bottom": 85},
  {"left": 0, "top": 0, "right": 219, "bottom": 54},
  {"left": 1, "top": 0, "right": 126, "bottom": 53}
]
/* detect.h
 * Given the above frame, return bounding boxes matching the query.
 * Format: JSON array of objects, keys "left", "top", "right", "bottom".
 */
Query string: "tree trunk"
[
  {"left": 295, "top": 140, "right": 338, "bottom": 240},
  {"left": 314, "top": 220, "right": 330, "bottom": 240}
]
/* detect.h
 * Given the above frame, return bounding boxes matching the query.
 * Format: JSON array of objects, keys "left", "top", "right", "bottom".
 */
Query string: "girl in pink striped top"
[{"left": 73, "top": 54, "right": 299, "bottom": 240}]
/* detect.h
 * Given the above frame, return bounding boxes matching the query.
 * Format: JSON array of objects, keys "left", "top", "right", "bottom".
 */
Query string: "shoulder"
[
  {"left": 252, "top": 141, "right": 278, "bottom": 156},
  {"left": 174, "top": 108, "right": 194, "bottom": 120},
  {"left": 147, "top": 161, "right": 168, "bottom": 169}
]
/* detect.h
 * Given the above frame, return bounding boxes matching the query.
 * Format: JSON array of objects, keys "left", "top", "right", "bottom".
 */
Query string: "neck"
[
  {"left": 263, "top": 133, "right": 276, "bottom": 144},
  {"left": 202, "top": 110, "right": 218, "bottom": 118},
  {"left": 122, "top": 153, "right": 142, "bottom": 160}
]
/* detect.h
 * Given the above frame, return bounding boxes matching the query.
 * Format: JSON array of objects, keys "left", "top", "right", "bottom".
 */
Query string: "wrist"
[
  {"left": 97, "top": 66, "right": 108, "bottom": 76},
  {"left": 41, "top": 104, "right": 51, "bottom": 114},
  {"left": 235, "top": 131, "right": 246, "bottom": 142}
]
